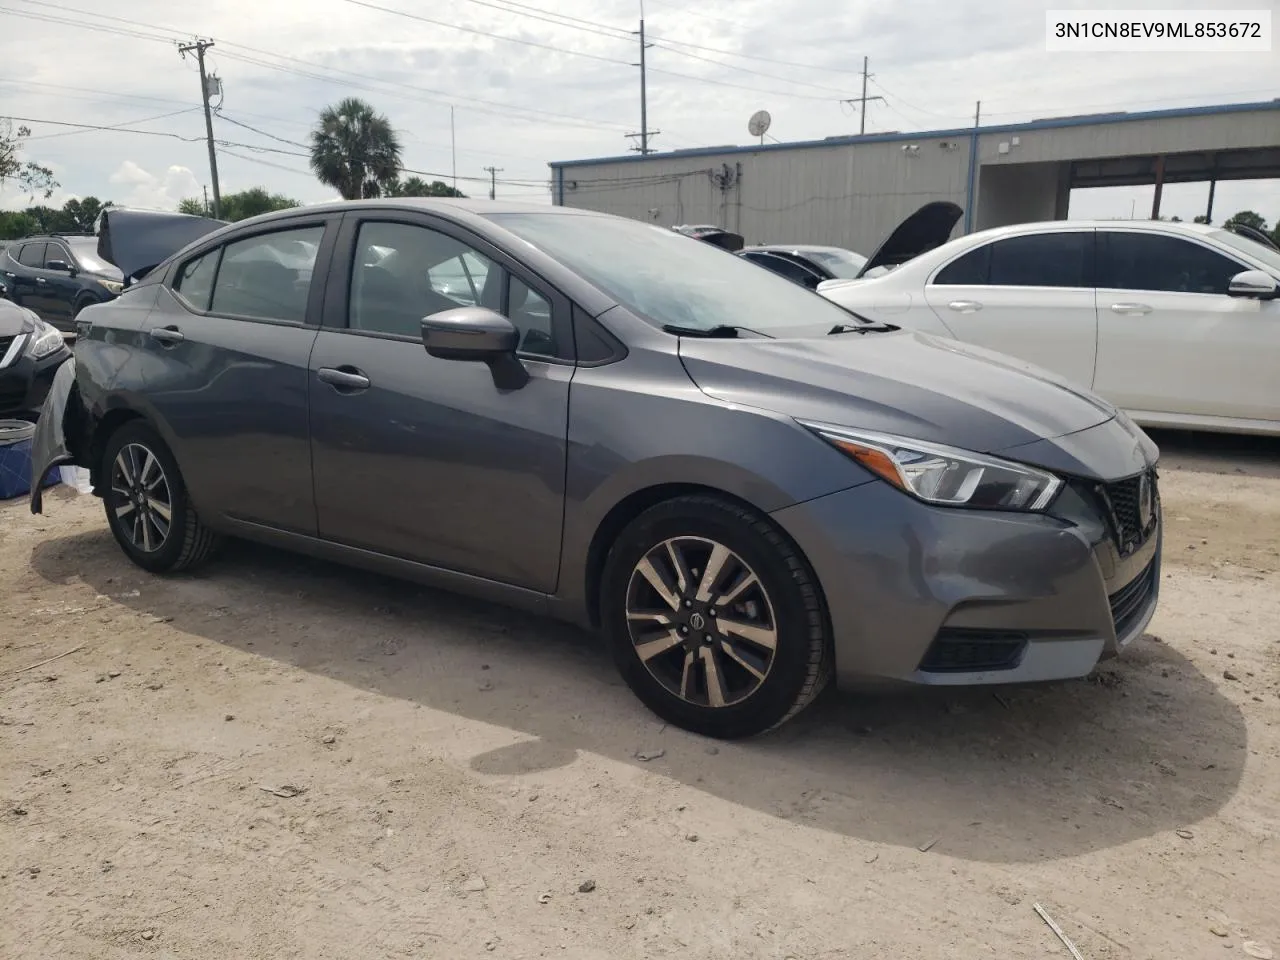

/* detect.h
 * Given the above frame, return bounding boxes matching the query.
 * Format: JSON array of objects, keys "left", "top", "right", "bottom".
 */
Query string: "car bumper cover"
[{"left": 770, "top": 479, "right": 1161, "bottom": 687}]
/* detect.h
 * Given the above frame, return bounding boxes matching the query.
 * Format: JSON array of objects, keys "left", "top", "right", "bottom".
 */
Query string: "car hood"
[
  {"left": 677, "top": 329, "right": 1118, "bottom": 457},
  {"left": 0, "top": 298, "right": 38, "bottom": 337},
  {"left": 856, "top": 200, "right": 963, "bottom": 278},
  {"left": 98, "top": 208, "right": 228, "bottom": 281}
]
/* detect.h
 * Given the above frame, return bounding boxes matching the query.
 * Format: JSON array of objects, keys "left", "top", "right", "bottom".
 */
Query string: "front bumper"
[
  {"left": 0, "top": 340, "right": 70, "bottom": 415},
  {"left": 770, "top": 475, "right": 1161, "bottom": 688}
]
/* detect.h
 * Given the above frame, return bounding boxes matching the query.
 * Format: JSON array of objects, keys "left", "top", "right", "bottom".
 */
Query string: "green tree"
[
  {"left": 0, "top": 210, "right": 38, "bottom": 240},
  {"left": 0, "top": 119, "right": 58, "bottom": 199},
  {"left": 384, "top": 176, "right": 466, "bottom": 198},
  {"left": 309, "top": 98, "right": 402, "bottom": 200},
  {"left": 1193, "top": 215, "right": 1211, "bottom": 225},
  {"left": 1224, "top": 210, "right": 1267, "bottom": 232},
  {"left": 178, "top": 188, "right": 299, "bottom": 221},
  {"left": 60, "top": 197, "right": 112, "bottom": 232}
]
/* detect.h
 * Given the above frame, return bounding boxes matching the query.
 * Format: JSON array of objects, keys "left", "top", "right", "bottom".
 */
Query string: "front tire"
[
  {"left": 101, "top": 421, "right": 220, "bottom": 573},
  {"left": 600, "top": 495, "right": 831, "bottom": 739}
]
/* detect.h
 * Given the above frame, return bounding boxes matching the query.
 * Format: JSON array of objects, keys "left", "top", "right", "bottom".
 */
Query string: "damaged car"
[{"left": 32, "top": 200, "right": 1161, "bottom": 738}]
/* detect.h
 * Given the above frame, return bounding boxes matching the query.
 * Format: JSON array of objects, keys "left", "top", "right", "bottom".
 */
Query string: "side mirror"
[
  {"left": 45, "top": 259, "right": 75, "bottom": 275},
  {"left": 1227, "top": 270, "right": 1280, "bottom": 300},
  {"left": 421, "top": 307, "right": 528, "bottom": 389}
]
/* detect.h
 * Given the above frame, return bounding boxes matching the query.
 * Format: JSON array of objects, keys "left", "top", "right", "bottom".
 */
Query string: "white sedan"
[{"left": 818, "top": 217, "right": 1280, "bottom": 436}]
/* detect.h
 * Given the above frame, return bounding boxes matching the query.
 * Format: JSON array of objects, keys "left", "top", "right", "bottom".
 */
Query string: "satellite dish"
[{"left": 748, "top": 109, "right": 772, "bottom": 143}]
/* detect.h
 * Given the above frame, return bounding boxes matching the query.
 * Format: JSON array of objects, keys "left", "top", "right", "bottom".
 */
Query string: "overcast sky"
[{"left": 1, "top": 0, "right": 1277, "bottom": 226}]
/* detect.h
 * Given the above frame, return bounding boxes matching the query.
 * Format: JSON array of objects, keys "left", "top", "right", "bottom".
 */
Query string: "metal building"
[{"left": 548, "top": 100, "right": 1280, "bottom": 253}]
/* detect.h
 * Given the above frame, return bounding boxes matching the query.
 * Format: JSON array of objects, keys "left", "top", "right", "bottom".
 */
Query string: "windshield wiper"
[
  {"left": 827, "top": 321, "right": 899, "bottom": 335},
  {"left": 662, "top": 323, "right": 774, "bottom": 339}
]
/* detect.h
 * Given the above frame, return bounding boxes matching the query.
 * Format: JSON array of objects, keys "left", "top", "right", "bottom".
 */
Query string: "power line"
[
  {"left": 214, "top": 112, "right": 311, "bottom": 150},
  {"left": 23, "top": 107, "right": 200, "bottom": 141},
  {"left": 7, "top": 0, "right": 632, "bottom": 133}
]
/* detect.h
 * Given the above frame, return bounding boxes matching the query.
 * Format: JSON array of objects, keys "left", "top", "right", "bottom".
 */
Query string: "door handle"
[
  {"left": 148, "top": 325, "right": 186, "bottom": 344},
  {"left": 1110, "top": 302, "right": 1152, "bottom": 315},
  {"left": 36, "top": 277, "right": 47, "bottom": 285},
  {"left": 947, "top": 300, "right": 983, "bottom": 313},
  {"left": 317, "top": 366, "right": 371, "bottom": 392}
]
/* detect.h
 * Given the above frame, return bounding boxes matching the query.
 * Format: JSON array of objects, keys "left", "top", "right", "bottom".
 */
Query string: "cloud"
[
  {"left": 108, "top": 161, "right": 203, "bottom": 211},
  {"left": 0, "top": 0, "right": 1274, "bottom": 219}
]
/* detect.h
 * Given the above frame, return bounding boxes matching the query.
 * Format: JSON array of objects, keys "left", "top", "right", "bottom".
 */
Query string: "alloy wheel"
[
  {"left": 624, "top": 536, "right": 778, "bottom": 708},
  {"left": 110, "top": 442, "right": 173, "bottom": 553}
]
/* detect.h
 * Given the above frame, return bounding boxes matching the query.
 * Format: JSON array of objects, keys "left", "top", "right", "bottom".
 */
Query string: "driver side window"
[{"left": 349, "top": 220, "right": 558, "bottom": 356}]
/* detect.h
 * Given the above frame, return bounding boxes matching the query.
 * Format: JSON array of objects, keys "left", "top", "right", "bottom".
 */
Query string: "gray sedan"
[{"left": 30, "top": 200, "right": 1162, "bottom": 738}]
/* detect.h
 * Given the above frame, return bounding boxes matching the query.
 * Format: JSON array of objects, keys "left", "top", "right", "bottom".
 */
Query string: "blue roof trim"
[{"left": 549, "top": 99, "right": 1280, "bottom": 169}]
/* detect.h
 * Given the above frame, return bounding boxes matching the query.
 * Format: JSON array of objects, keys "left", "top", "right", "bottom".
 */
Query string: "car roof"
[
  {"left": 965, "top": 219, "right": 1222, "bottom": 242},
  {"left": 747, "top": 244, "right": 860, "bottom": 255},
  {"left": 244, "top": 198, "right": 586, "bottom": 219}
]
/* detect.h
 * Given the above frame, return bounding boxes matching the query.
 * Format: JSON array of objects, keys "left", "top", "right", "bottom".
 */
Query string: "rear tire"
[
  {"left": 600, "top": 495, "right": 831, "bottom": 739},
  {"left": 100, "top": 421, "right": 220, "bottom": 573}
]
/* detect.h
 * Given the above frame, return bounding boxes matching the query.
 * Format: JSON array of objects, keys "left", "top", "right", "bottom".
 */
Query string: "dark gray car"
[{"left": 29, "top": 200, "right": 1162, "bottom": 739}]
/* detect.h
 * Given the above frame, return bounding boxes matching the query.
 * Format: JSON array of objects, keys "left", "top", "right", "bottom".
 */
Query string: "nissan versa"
[{"left": 30, "top": 202, "right": 1162, "bottom": 739}]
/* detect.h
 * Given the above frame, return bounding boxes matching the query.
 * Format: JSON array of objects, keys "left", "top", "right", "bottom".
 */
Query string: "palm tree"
[{"left": 309, "top": 98, "right": 402, "bottom": 200}]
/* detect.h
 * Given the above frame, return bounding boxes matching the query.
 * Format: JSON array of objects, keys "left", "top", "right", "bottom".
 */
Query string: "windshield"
[
  {"left": 489, "top": 213, "right": 858, "bottom": 335},
  {"left": 68, "top": 238, "right": 123, "bottom": 278},
  {"left": 1211, "top": 229, "right": 1280, "bottom": 275},
  {"left": 801, "top": 247, "right": 867, "bottom": 279}
]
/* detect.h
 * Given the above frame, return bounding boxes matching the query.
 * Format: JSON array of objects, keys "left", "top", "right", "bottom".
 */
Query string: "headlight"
[
  {"left": 801, "top": 422, "right": 1062, "bottom": 511},
  {"left": 26, "top": 322, "right": 66, "bottom": 360},
  {"left": 99, "top": 279, "right": 123, "bottom": 295}
]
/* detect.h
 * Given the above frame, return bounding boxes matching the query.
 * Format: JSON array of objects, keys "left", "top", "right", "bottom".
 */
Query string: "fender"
[{"left": 28, "top": 356, "right": 88, "bottom": 514}]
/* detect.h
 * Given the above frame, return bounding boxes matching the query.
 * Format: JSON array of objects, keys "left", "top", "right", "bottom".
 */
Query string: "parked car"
[
  {"left": 819, "top": 216, "right": 1280, "bottom": 436},
  {"left": 32, "top": 201, "right": 1161, "bottom": 738},
  {"left": 0, "top": 297, "right": 72, "bottom": 416},
  {"left": 739, "top": 245, "right": 868, "bottom": 290},
  {"left": 1, "top": 233, "right": 126, "bottom": 332}
]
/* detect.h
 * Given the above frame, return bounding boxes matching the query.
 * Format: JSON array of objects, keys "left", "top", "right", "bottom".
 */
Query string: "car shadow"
[
  {"left": 30, "top": 528, "right": 1248, "bottom": 865},
  {"left": 1149, "top": 428, "right": 1280, "bottom": 478}
]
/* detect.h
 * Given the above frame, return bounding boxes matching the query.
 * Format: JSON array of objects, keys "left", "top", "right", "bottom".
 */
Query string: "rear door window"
[
  {"left": 17, "top": 242, "right": 46, "bottom": 268},
  {"left": 987, "top": 232, "right": 1093, "bottom": 288},
  {"left": 209, "top": 225, "right": 324, "bottom": 323},
  {"left": 173, "top": 248, "right": 221, "bottom": 311}
]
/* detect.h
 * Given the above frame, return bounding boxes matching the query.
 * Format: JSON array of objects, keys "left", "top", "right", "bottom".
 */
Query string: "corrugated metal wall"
[{"left": 553, "top": 105, "right": 1280, "bottom": 255}]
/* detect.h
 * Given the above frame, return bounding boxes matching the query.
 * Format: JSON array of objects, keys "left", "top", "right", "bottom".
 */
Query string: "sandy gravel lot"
[{"left": 2, "top": 429, "right": 1279, "bottom": 960}]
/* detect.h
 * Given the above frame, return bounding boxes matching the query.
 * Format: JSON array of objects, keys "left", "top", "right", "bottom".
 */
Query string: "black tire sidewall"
[
  {"left": 101, "top": 421, "right": 193, "bottom": 573},
  {"left": 601, "top": 498, "right": 824, "bottom": 738}
]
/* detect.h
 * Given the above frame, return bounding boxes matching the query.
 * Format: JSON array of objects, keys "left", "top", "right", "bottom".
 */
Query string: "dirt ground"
[{"left": 2, "top": 429, "right": 1279, "bottom": 960}]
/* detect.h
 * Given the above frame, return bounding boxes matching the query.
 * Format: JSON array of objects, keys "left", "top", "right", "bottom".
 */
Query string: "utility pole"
[
  {"left": 484, "top": 166, "right": 503, "bottom": 200},
  {"left": 178, "top": 39, "right": 221, "bottom": 219},
  {"left": 202, "top": 184, "right": 210, "bottom": 217},
  {"left": 450, "top": 107, "right": 457, "bottom": 194},
  {"left": 840, "top": 57, "right": 885, "bottom": 136},
  {"left": 625, "top": 8, "right": 659, "bottom": 154}
]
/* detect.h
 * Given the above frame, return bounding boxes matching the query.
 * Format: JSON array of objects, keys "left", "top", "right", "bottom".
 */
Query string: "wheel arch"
[{"left": 580, "top": 482, "right": 830, "bottom": 641}]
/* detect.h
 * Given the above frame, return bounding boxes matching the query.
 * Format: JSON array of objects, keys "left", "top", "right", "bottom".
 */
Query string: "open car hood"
[
  {"left": 856, "top": 201, "right": 963, "bottom": 278},
  {"left": 98, "top": 208, "right": 228, "bottom": 282},
  {"left": 672, "top": 225, "right": 745, "bottom": 252}
]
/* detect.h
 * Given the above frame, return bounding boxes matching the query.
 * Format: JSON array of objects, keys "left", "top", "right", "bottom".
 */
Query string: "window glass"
[
  {"left": 17, "top": 242, "right": 46, "bottom": 268},
  {"left": 508, "top": 276, "right": 554, "bottom": 355},
  {"left": 747, "top": 253, "right": 817, "bottom": 287},
  {"left": 1101, "top": 232, "right": 1244, "bottom": 295},
  {"left": 174, "top": 248, "right": 221, "bottom": 311},
  {"left": 487, "top": 212, "right": 858, "bottom": 335},
  {"left": 987, "top": 232, "right": 1092, "bottom": 288},
  {"left": 349, "top": 221, "right": 559, "bottom": 355},
  {"left": 934, "top": 244, "right": 990, "bottom": 285},
  {"left": 209, "top": 225, "right": 323, "bottom": 323},
  {"left": 350, "top": 221, "right": 501, "bottom": 337},
  {"left": 45, "top": 243, "right": 72, "bottom": 267}
]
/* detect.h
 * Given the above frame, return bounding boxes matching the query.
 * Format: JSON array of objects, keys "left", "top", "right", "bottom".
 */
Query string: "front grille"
[
  {"left": 0, "top": 334, "right": 16, "bottom": 368},
  {"left": 1097, "top": 470, "right": 1158, "bottom": 555},
  {"left": 918, "top": 629, "right": 1028, "bottom": 673},
  {"left": 1109, "top": 559, "right": 1156, "bottom": 638}
]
